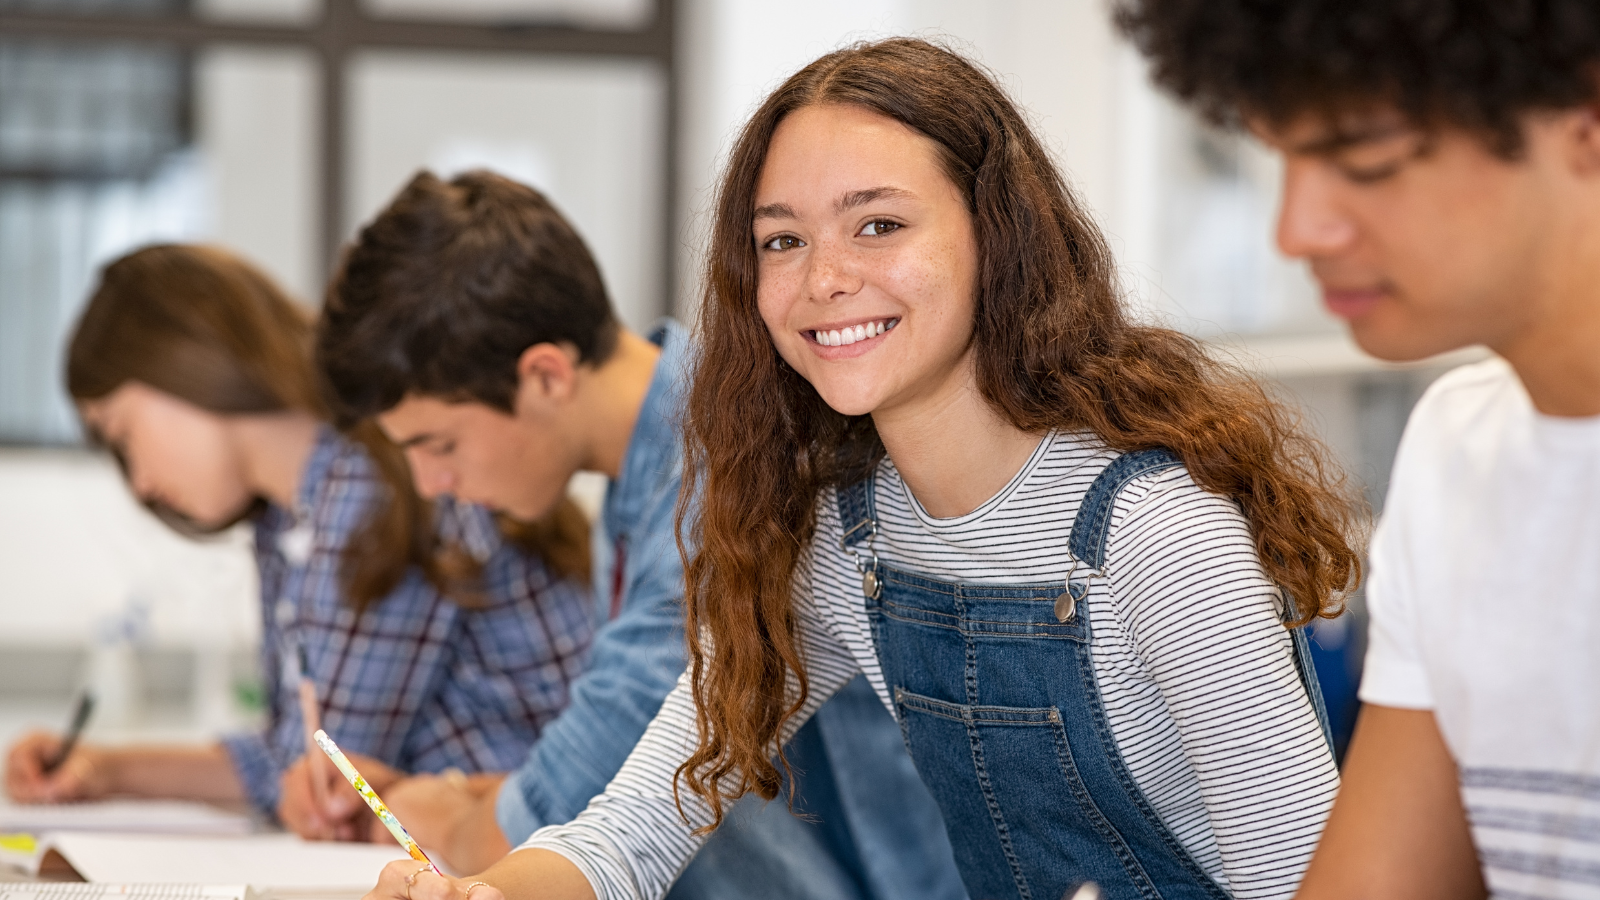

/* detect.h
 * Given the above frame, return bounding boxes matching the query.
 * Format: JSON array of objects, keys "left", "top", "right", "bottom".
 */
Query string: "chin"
[
  {"left": 1347, "top": 313, "right": 1469, "bottom": 364},
  {"left": 808, "top": 380, "right": 885, "bottom": 419}
]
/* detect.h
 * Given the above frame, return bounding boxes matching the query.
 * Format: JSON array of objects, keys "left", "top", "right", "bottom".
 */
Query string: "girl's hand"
[
  {"left": 366, "top": 862, "right": 505, "bottom": 900},
  {"left": 365, "top": 849, "right": 596, "bottom": 900},
  {"left": 4, "top": 731, "right": 111, "bottom": 802}
]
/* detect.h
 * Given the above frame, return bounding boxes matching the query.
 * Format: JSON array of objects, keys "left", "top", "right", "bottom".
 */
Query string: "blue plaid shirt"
[{"left": 221, "top": 426, "right": 594, "bottom": 815}]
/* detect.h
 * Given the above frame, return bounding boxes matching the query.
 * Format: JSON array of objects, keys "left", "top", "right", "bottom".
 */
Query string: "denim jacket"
[
  {"left": 496, "top": 321, "right": 967, "bottom": 900},
  {"left": 496, "top": 320, "right": 693, "bottom": 837}
]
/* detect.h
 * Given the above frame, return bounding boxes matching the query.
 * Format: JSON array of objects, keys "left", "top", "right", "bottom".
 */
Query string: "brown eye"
[
  {"left": 858, "top": 220, "right": 900, "bottom": 237},
  {"left": 762, "top": 234, "right": 804, "bottom": 251}
]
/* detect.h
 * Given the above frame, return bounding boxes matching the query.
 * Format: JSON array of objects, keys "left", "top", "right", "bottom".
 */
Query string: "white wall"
[
  {"left": 673, "top": 0, "right": 1126, "bottom": 315},
  {"left": 345, "top": 50, "right": 667, "bottom": 334},
  {"left": 196, "top": 45, "right": 321, "bottom": 302}
]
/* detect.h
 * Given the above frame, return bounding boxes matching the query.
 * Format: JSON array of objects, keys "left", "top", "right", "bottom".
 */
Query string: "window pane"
[
  {"left": 0, "top": 40, "right": 201, "bottom": 444},
  {"left": 195, "top": 0, "right": 322, "bottom": 26},
  {"left": 361, "top": 0, "right": 654, "bottom": 30},
  {"left": 347, "top": 50, "right": 667, "bottom": 332},
  {"left": 0, "top": 42, "right": 319, "bottom": 445},
  {"left": 0, "top": 0, "right": 183, "bottom": 15}
]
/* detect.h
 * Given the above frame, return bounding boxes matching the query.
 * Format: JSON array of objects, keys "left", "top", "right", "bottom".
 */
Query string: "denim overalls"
[{"left": 838, "top": 449, "right": 1333, "bottom": 900}]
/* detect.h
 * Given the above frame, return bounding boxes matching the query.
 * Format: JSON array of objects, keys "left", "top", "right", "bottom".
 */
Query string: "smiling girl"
[
  {"left": 3, "top": 244, "right": 594, "bottom": 830},
  {"left": 370, "top": 39, "right": 1360, "bottom": 900}
]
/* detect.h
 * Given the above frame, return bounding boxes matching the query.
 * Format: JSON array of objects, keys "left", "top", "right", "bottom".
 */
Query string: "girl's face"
[
  {"left": 753, "top": 103, "right": 980, "bottom": 420},
  {"left": 80, "top": 382, "right": 254, "bottom": 528}
]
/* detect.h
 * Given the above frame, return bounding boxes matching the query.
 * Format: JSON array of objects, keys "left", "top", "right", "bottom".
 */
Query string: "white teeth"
[{"left": 813, "top": 319, "right": 898, "bottom": 347}]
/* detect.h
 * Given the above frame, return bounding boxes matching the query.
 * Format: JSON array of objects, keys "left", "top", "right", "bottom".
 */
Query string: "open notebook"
[
  {"left": 0, "top": 801, "right": 255, "bottom": 837},
  {"left": 0, "top": 885, "right": 252, "bottom": 900},
  {"left": 5, "top": 834, "right": 408, "bottom": 898}
]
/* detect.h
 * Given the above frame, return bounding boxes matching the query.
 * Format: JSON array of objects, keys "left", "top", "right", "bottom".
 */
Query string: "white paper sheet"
[
  {"left": 0, "top": 801, "right": 255, "bottom": 837},
  {"left": 33, "top": 834, "right": 406, "bottom": 892},
  {"left": 0, "top": 884, "right": 251, "bottom": 900}
]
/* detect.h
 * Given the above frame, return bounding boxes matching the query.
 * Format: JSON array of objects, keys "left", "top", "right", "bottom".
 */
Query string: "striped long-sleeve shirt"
[{"left": 520, "top": 431, "right": 1339, "bottom": 900}]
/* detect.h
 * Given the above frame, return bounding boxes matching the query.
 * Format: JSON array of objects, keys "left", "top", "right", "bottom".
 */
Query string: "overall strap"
[
  {"left": 1067, "top": 448, "right": 1183, "bottom": 571},
  {"left": 1069, "top": 449, "right": 1338, "bottom": 753},
  {"left": 838, "top": 472, "right": 878, "bottom": 550}
]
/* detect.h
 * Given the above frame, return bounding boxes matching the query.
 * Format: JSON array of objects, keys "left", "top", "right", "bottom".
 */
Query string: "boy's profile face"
[
  {"left": 377, "top": 393, "right": 577, "bottom": 524},
  {"left": 1259, "top": 108, "right": 1574, "bottom": 362}
]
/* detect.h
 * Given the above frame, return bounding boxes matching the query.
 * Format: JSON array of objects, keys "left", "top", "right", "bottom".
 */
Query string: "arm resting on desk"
[{"left": 5, "top": 733, "right": 243, "bottom": 804}]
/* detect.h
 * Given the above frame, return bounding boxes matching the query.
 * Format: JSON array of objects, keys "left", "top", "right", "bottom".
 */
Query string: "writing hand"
[
  {"left": 4, "top": 731, "right": 109, "bottom": 803},
  {"left": 280, "top": 749, "right": 402, "bottom": 840}
]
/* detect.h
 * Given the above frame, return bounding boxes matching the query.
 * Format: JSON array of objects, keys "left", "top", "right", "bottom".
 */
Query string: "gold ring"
[
  {"left": 404, "top": 862, "right": 432, "bottom": 899},
  {"left": 463, "top": 882, "right": 491, "bottom": 900}
]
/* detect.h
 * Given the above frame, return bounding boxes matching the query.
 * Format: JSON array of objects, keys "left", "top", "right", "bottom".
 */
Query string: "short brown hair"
[{"left": 319, "top": 169, "right": 619, "bottom": 426}]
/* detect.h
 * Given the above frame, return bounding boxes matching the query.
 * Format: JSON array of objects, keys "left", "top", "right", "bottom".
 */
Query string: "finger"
[
  {"left": 409, "top": 870, "right": 457, "bottom": 900},
  {"left": 40, "top": 752, "right": 89, "bottom": 802},
  {"left": 326, "top": 785, "right": 364, "bottom": 819},
  {"left": 371, "top": 859, "right": 423, "bottom": 900}
]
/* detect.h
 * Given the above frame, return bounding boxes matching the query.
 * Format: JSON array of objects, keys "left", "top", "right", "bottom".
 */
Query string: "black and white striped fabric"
[{"left": 519, "top": 431, "right": 1339, "bottom": 900}]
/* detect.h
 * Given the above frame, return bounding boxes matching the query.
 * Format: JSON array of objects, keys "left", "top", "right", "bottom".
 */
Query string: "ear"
[
  {"left": 1564, "top": 98, "right": 1600, "bottom": 176},
  {"left": 512, "top": 343, "right": 581, "bottom": 416}
]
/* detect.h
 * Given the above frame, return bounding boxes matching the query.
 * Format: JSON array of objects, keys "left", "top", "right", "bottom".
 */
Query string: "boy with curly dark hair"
[{"left": 1115, "top": 2, "right": 1600, "bottom": 899}]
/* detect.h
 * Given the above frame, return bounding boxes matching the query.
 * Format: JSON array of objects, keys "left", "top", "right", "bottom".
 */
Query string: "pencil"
[
  {"left": 312, "top": 729, "right": 441, "bottom": 876},
  {"left": 296, "top": 646, "right": 331, "bottom": 810},
  {"left": 42, "top": 693, "right": 94, "bottom": 775}
]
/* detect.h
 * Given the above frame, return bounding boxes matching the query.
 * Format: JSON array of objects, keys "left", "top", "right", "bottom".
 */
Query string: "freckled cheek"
[
  {"left": 755, "top": 281, "right": 807, "bottom": 364},
  {"left": 875, "top": 243, "right": 964, "bottom": 314}
]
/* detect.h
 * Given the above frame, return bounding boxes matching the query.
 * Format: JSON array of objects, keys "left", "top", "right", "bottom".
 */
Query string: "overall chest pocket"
[
  {"left": 894, "top": 685, "right": 1173, "bottom": 900},
  {"left": 867, "top": 572, "right": 1089, "bottom": 711},
  {"left": 869, "top": 572, "right": 1228, "bottom": 900}
]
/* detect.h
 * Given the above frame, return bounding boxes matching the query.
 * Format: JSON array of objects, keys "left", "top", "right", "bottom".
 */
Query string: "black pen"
[{"left": 42, "top": 692, "right": 95, "bottom": 774}]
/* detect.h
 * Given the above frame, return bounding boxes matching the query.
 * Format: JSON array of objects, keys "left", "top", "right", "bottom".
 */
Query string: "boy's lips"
[{"left": 1322, "top": 287, "right": 1387, "bottom": 320}]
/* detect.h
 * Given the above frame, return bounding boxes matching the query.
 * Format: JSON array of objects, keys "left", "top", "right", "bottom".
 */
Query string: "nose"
[
  {"left": 803, "top": 234, "right": 864, "bottom": 304},
  {"left": 127, "top": 463, "right": 158, "bottom": 503},
  {"left": 407, "top": 454, "right": 454, "bottom": 500},
  {"left": 1275, "top": 158, "right": 1358, "bottom": 260}
]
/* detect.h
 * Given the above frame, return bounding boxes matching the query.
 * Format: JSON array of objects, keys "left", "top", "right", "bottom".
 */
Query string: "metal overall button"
[
  {"left": 1055, "top": 558, "right": 1091, "bottom": 622},
  {"left": 862, "top": 569, "right": 882, "bottom": 600}
]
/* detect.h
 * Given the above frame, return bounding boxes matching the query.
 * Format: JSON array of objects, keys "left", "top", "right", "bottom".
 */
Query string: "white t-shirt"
[{"left": 1362, "top": 357, "right": 1600, "bottom": 900}]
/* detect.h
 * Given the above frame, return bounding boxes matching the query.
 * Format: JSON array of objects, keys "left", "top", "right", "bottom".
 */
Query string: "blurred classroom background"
[{"left": 0, "top": 0, "right": 1476, "bottom": 761}]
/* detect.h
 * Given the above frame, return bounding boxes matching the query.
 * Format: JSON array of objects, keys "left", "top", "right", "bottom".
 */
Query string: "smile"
[{"left": 809, "top": 318, "right": 899, "bottom": 347}]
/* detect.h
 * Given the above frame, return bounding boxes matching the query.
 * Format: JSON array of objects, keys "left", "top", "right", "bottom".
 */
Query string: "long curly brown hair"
[{"left": 676, "top": 38, "right": 1363, "bottom": 829}]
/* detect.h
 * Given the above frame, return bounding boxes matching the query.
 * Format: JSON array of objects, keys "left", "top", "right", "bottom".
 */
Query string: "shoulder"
[
  {"left": 295, "top": 429, "right": 386, "bottom": 536},
  {"left": 1111, "top": 464, "right": 1252, "bottom": 553},
  {"left": 1405, "top": 356, "right": 1523, "bottom": 439}
]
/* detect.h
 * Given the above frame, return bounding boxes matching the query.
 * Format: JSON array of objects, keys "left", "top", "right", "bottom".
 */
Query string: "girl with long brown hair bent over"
[
  {"left": 5, "top": 244, "right": 593, "bottom": 832},
  {"left": 368, "top": 38, "right": 1360, "bottom": 900}
]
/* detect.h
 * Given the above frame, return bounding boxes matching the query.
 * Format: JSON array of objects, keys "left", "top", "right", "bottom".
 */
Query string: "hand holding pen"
[
  {"left": 3, "top": 693, "right": 104, "bottom": 803},
  {"left": 313, "top": 729, "right": 441, "bottom": 875}
]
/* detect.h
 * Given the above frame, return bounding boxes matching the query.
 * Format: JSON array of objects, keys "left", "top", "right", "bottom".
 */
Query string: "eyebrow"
[
  {"left": 751, "top": 186, "right": 915, "bottom": 223},
  {"left": 1291, "top": 123, "right": 1415, "bottom": 155},
  {"left": 391, "top": 433, "right": 439, "bottom": 449},
  {"left": 753, "top": 202, "right": 797, "bottom": 222},
  {"left": 835, "top": 186, "right": 913, "bottom": 213}
]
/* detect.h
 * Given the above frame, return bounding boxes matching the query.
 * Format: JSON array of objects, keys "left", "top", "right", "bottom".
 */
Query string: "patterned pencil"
[{"left": 312, "top": 729, "right": 442, "bottom": 875}]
